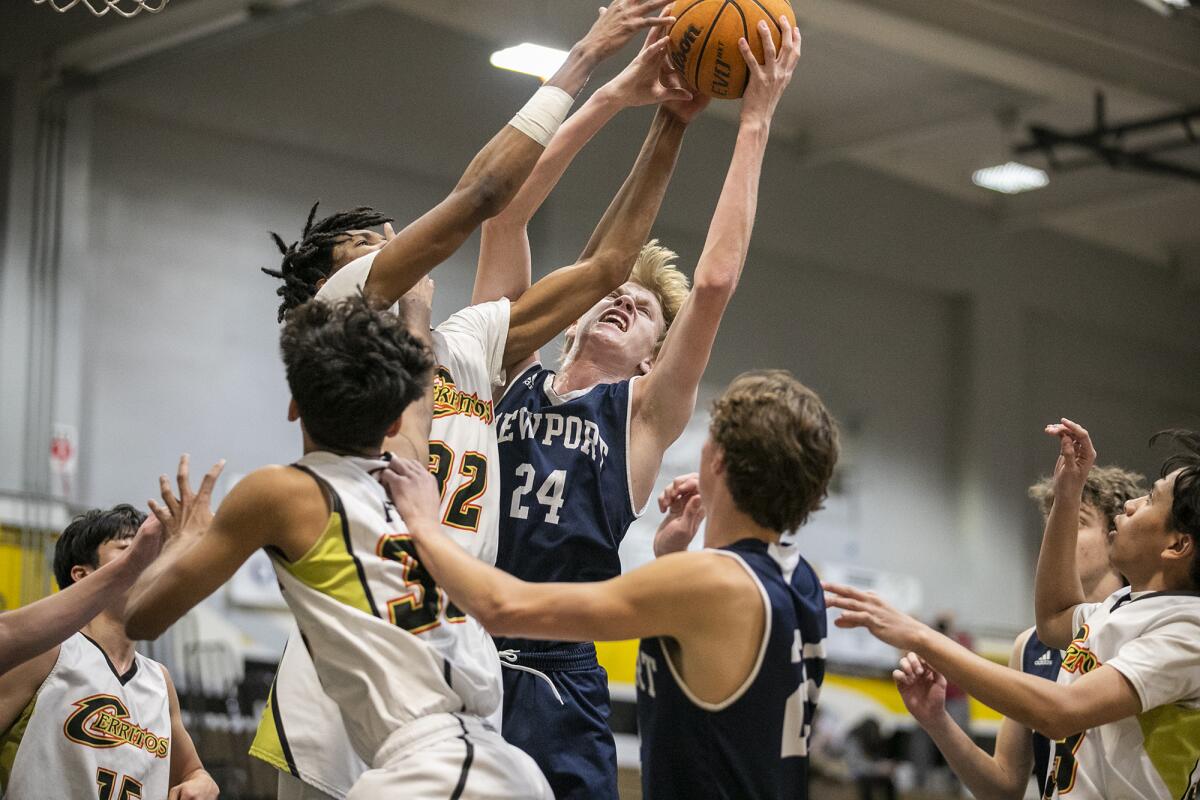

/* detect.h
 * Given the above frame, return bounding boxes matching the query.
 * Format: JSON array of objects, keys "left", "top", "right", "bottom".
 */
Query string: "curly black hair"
[
  {"left": 262, "top": 202, "right": 393, "bottom": 322},
  {"left": 281, "top": 293, "right": 434, "bottom": 453},
  {"left": 1151, "top": 429, "right": 1200, "bottom": 589}
]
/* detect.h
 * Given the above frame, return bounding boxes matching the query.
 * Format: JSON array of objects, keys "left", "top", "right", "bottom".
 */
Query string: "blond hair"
[
  {"left": 561, "top": 240, "right": 690, "bottom": 363},
  {"left": 1028, "top": 465, "right": 1146, "bottom": 529}
]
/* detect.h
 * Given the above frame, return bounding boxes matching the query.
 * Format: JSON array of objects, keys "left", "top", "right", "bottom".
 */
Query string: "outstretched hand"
[
  {"left": 604, "top": 31, "right": 694, "bottom": 110},
  {"left": 739, "top": 17, "right": 801, "bottom": 125},
  {"left": 893, "top": 651, "right": 948, "bottom": 725},
  {"left": 380, "top": 457, "right": 442, "bottom": 536},
  {"left": 115, "top": 513, "right": 165, "bottom": 578},
  {"left": 1044, "top": 418, "right": 1096, "bottom": 495},
  {"left": 653, "top": 473, "right": 705, "bottom": 556},
  {"left": 822, "top": 581, "right": 929, "bottom": 652},
  {"left": 148, "top": 454, "right": 225, "bottom": 544},
  {"left": 578, "top": 0, "right": 677, "bottom": 63}
]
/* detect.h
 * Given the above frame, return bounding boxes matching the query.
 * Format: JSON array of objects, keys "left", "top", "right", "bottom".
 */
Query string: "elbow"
[
  {"left": 588, "top": 248, "right": 637, "bottom": 289},
  {"left": 459, "top": 174, "right": 510, "bottom": 224},
  {"left": 476, "top": 601, "right": 518, "bottom": 638},
  {"left": 122, "top": 606, "right": 165, "bottom": 643},
  {"left": 1030, "top": 701, "right": 1078, "bottom": 742},
  {"left": 692, "top": 272, "right": 738, "bottom": 299}
]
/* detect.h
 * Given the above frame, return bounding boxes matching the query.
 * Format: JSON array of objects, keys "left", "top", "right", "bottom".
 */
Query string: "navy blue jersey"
[
  {"left": 636, "top": 539, "right": 827, "bottom": 800},
  {"left": 1022, "top": 628, "right": 1062, "bottom": 798},
  {"left": 494, "top": 364, "right": 639, "bottom": 652}
]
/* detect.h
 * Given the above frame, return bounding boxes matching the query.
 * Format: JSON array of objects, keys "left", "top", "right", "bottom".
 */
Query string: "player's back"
[
  {"left": 267, "top": 451, "right": 502, "bottom": 766},
  {"left": 1, "top": 632, "right": 172, "bottom": 799},
  {"left": 493, "top": 364, "right": 639, "bottom": 652},
  {"left": 636, "top": 538, "right": 826, "bottom": 800}
]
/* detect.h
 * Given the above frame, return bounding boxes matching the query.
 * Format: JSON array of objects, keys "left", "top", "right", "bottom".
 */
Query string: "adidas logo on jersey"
[{"left": 1034, "top": 650, "right": 1055, "bottom": 667}]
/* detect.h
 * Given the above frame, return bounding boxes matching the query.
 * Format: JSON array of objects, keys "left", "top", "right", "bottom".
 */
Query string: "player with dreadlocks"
[
  {"left": 260, "top": 0, "right": 679, "bottom": 324},
  {"left": 262, "top": 205, "right": 393, "bottom": 321},
  {"left": 246, "top": 9, "right": 703, "bottom": 799}
]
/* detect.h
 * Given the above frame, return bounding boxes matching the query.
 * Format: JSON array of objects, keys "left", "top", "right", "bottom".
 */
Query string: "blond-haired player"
[
  {"left": 895, "top": 466, "right": 1143, "bottom": 799},
  {"left": 472, "top": 19, "right": 802, "bottom": 798}
]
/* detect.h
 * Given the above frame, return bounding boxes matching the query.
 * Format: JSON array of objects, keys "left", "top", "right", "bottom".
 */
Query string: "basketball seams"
[
  {"left": 667, "top": 0, "right": 711, "bottom": 38},
  {"left": 747, "top": 0, "right": 789, "bottom": 38},
  {"left": 692, "top": 0, "right": 731, "bottom": 91},
  {"left": 725, "top": 0, "right": 751, "bottom": 97}
]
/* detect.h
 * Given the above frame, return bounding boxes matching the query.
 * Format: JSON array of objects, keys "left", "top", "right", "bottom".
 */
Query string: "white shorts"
[{"left": 346, "top": 713, "right": 551, "bottom": 800}]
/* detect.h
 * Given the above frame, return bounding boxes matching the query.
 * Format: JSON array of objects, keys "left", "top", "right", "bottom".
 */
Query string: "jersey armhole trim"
[
  {"left": 658, "top": 550, "right": 772, "bottom": 712},
  {"left": 497, "top": 362, "right": 543, "bottom": 404},
  {"left": 290, "top": 464, "right": 382, "bottom": 619},
  {"left": 626, "top": 374, "right": 648, "bottom": 518}
]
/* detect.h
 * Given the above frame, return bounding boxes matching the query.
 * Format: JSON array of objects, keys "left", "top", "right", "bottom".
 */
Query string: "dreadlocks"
[{"left": 262, "top": 202, "right": 394, "bottom": 322}]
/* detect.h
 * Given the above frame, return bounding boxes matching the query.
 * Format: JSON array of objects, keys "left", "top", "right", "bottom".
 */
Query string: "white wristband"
[{"left": 508, "top": 86, "right": 575, "bottom": 147}]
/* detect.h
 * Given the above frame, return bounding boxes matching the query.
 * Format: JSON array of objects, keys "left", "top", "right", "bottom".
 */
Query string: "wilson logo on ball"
[{"left": 667, "top": 0, "right": 794, "bottom": 100}]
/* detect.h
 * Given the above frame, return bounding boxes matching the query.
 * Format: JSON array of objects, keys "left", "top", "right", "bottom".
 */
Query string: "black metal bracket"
[{"left": 1014, "top": 91, "right": 1200, "bottom": 182}]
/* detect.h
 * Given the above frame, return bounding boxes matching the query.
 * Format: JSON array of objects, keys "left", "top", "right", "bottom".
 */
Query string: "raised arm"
[
  {"left": 363, "top": 0, "right": 676, "bottom": 305},
  {"left": 124, "top": 465, "right": 325, "bottom": 641},
  {"left": 629, "top": 20, "right": 801, "bottom": 502},
  {"left": 1035, "top": 419, "right": 1095, "bottom": 649},
  {"left": 473, "top": 32, "right": 693, "bottom": 307},
  {"left": 894, "top": 635, "right": 1035, "bottom": 800},
  {"left": 824, "top": 582, "right": 1141, "bottom": 741},
  {"left": 0, "top": 522, "right": 159, "bottom": 674},
  {"left": 501, "top": 89, "right": 701, "bottom": 371}
]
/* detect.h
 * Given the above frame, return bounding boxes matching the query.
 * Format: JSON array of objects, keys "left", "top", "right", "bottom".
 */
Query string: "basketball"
[{"left": 667, "top": 0, "right": 795, "bottom": 99}]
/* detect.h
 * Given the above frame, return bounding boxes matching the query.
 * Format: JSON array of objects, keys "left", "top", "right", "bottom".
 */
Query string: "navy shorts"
[{"left": 499, "top": 643, "right": 618, "bottom": 800}]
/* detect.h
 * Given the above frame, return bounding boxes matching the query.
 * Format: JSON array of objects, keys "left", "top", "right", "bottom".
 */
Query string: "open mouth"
[{"left": 598, "top": 309, "right": 630, "bottom": 333}]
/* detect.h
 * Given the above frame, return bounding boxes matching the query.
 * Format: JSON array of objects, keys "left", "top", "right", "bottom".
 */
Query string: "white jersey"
[
  {"left": 1, "top": 632, "right": 172, "bottom": 800},
  {"left": 1044, "top": 587, "right": 1200, "bottom": 800},
  {"left": 251, "top": 252, "right": 512, "bottom": 795}
]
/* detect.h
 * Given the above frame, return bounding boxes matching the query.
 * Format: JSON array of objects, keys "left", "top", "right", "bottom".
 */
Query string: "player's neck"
[
  {"left": 1082, "top": 570, "right": 1124, "bottom": 603},
  {"left": 703, "top": 492, "right": 779, "bottom": 550},
  {"left": 301, "top": 429, "right": 384, "bottom": 459},
  {"left": 553, "top": 357, "right": 629, "bottom": 395},
  {"left": 81, "top": 612, "right": 136, "bottom": 674}
]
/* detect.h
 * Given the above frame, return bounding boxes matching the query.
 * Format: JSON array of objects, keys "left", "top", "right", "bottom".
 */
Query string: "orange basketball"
[{"left": 666, "top": 0, "right": 794, "bottom": 99}]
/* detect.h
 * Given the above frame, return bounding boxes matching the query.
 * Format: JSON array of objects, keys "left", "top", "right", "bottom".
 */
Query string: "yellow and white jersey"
[
  {"left": 266, "top": 451, "right": 504, "bottom": 767},
  {"left": 0, "top": 632, "right": 172, "bottom": 800},
  {"left": 1043, "top": 587, "right": 1200, "bottom": 800},
  {"left": 252, "top": 253, "right": 513, "bottom": 791}
]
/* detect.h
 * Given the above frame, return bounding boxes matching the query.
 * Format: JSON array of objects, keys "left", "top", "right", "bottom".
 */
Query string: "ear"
[
  {"left": 70, "top": 563, "right": 93, "bottom": 585},
  {"left": 384, "top": 417, "right": 403, "bottom": 438},
  {"left": 314, "top": 277, "right": 328, "bottom": 291},
  {"left": 287, "top": 398, "right": 300, "bottom": 422},
  {"left": 636, "top": 354, "right": 655, "bottom": 376},
  {"left": 1164, "top": 531, "right": 1196, "bottom": 565},
  {"left": 710, "top": 444, "right": 726, "bottom": 476}
]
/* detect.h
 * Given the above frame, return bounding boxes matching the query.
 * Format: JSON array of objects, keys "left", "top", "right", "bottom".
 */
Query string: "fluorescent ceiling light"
[
  {"left": 971, "top": 162, "right": 1049, "bottom": 194},
  {"left": 490, "top": 43, "right": 568, "bottom": 81}
]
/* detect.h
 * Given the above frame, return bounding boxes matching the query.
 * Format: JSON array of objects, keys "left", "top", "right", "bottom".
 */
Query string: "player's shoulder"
[
  {"left": 0, "top": 642, "right": 61, "bottom": 701},
  {"left": 1011, "top": 625, "right": 1037, "bottom": 665},
  {"left": 224, "top": 465, "right": 328, "bottom": 521}
]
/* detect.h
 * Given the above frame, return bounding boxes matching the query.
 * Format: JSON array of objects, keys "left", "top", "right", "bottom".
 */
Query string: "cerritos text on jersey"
[
  {"left": 496, "top": 407, "right": 612, "bottom": 468},
  {"left": 63, "top": 694, "right": 170, "bottom": 757},
  {"left": 433, "top": 367, "right": 493, "bottom": 424}
]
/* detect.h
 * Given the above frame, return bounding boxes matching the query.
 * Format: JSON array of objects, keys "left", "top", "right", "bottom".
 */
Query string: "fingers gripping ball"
[{"left": 667, "top": 0, "right": 794, "bottom": 98}]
